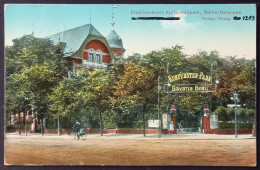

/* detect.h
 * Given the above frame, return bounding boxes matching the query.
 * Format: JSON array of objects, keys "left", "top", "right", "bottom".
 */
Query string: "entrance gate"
[
  {"left": 161, "top": 72, "right": 218, "bottom": 134},
  {"left": 177, "top": 112, "right": 201, "bottom": 133}
]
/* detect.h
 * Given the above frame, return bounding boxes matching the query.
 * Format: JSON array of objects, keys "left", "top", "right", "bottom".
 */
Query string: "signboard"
[
  {"left": 162, "top": 114, "right": 171, "bottom": 129},
  {"left": 166, "top": 72, "right": 217, "bottom": 93},
  {"left": 210, "top": 114, "right": 218, "bottom": 129},
  {"left": 162, "top": 114, "right": 168, "bottom": 129},
  {"left": 167, "top": 84, "right": 216, "bottom": 93},
  {"left": 148, "top": 120, "right": 159, "bottom": 128},
  {"left": 227, "top": 104, "right": 241, "bottom": 108},
  {"left": 168, "top": 72, "right": 211, "bottom": 83}
]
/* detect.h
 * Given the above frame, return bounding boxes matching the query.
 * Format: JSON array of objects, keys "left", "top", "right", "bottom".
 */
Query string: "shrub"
[
  {"left": 218, "top": 122, "right": 253, "bottom": 129},
  {"left": 227, "top": 107, "right": 235, "bottom": 120},
  {"left": 133, "top": 121, "right": 149, "bottom": 129},
  {"left": 246, "top": 109, "right": 255, "bottom": 122},
  {"left": 237, "top": 108, "right": 246, "bottom": 122},
  {"left": 5, "top": 125, "right": 16, "bottom": 132},
  {"left": 103, "top": 118, "right": 116, "bottom": 129},
  {"left": 116, "top": 120, "right": 150, "bottom": 129},
  {"left": 214, "top": 106, "right": 229, "bottom": 122}
]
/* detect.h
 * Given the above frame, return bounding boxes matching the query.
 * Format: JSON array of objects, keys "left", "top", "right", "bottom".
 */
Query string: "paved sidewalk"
[
  {"left": 87, "top": 133, "right": 255, "bottom": 140},
  {"left": 6, "top": 132, "right": 255, "bottom": 140}
]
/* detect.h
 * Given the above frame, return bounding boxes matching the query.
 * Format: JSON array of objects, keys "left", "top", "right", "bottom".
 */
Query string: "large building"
[{"left": 46, "top": 20, "right": 125, "bottom": 76}]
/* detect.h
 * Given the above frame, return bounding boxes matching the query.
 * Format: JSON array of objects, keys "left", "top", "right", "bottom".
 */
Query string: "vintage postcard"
[{"left": 4, "top": 4, "right": 256, "bottom": 166}]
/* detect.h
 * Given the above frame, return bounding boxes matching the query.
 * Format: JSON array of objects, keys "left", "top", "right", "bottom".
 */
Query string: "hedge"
[{"left": 218, "top": 122, "right": 253, "bottom": 129}]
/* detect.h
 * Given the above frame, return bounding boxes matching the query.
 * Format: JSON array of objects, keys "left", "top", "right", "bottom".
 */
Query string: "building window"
[
  {"left": 96, "top": 54, "right": 101, "bottom": 63},
  {"left": 89, "top": 53, "right": 94, "bottom": 62}
]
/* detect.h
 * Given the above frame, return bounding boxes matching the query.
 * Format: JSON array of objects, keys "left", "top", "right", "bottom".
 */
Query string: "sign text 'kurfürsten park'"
[
  {"left": 168, "top": 72, "right": 211, "bottom": 83},
  {"left": 166, "top": 72, "right": 216, "bottom": 93}
]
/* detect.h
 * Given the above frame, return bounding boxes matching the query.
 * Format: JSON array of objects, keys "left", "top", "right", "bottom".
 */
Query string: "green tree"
[
  {"left": 142, "top": 45, "right": 186, "bottom": 78},
  {"left": 215, "top": 57, "right": 256, "bottom": 109},
  {"left": 12, "top": 62, "right": 58, "bottom": 135},
  {"left": 113, "top": 62, "right": 157, "bottom": 136},
  {"left": 82, "top": 69, "right": 112, "bottom": 136},
  {"left": 175, "top": 94, "right": 204, "bottom": 114},
  {"left": 188, "top": 50, "right": 226, "bottom": 111},
  {"left": 49, "top": 71, "right": 87, "bottom": 130},
  {"left": 5, "top": 34, "right": 66, "bottom": 77},
  {"left": 126, "top": 53, "right": 143, "bottom": 64},
  {"left": 6, "top": 72, "right": 32, "bottom": 134},
  {"left": 5, "top": 34, "right": 67, "bottom": 134},
  {"left": 214, "top": 106, "right": 229, "bottom": 122}
]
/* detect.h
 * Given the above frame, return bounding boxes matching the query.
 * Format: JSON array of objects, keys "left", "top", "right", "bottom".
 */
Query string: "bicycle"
[{"left": 70, "top": 128, "right": 86, "bottom": 140}]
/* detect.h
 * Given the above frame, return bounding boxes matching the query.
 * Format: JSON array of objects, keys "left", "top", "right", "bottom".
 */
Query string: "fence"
[{"left": 44, "top": 128, "right": 169, "bottom": 134}]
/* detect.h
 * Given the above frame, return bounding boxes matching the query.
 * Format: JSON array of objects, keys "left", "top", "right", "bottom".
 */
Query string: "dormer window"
[{"left": 85, "top": 48, "right": 103, "bottom": 65}]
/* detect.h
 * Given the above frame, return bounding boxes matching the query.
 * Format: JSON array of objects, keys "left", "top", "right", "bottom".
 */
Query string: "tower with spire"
[{"left": 106, "top": 5, "right": 125, "bottom": 58}]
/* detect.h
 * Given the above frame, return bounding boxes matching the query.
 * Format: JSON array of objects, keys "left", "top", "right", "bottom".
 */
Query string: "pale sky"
[{"left": 5, "top": 4, "right": 256, "bottom": 59}]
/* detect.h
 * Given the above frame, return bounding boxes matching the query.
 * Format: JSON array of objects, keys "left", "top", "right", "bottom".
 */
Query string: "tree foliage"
[
  {"left": 5, "top": 34, "right": 66, "bottom": 77},
  {"left": 112, "top": 62, "right": 157, "bottom": 134},
  {"left": 5, "top": 35, "right": 67, "bottom": 134},
  {"left": 5, "top": 34, "right": 256, "bottom": 134},
  {"left": 49, "top": 75, "right": 86, "bottom": 118},
  {"left": 13, "top": 62, "right": 58, "bottom": 115},
  {"left": 214, "top": 106, "right": 229, "bottom": 122}
]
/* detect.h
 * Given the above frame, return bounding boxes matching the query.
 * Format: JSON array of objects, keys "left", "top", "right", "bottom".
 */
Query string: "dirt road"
[{"left": 4, "top": 134, "right": 256, "bottom": 166}]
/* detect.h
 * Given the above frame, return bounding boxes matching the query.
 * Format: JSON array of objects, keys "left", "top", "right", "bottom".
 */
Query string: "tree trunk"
[
  {"left": 41, "top": 118, "right": 44, "bottom": 136},
  {"left": 25, "top": 126, "right": 27, "bottom": 136},
  {"left": 143, "top": 103, "right": 148, "bottom": 137},
  {"left": 99, "top": 111, "right": 103, "bottom": 136},
  {"left": 24, "top": 109, "right": 27, "bottom": 135},
  {"left": 89, "top": 110, "right": 92, "bottom": 128},
  {"left": 116, "top": 112, "right": 119, "bottom": 130},
  {"left": 252, "top": 111, "right": 256, "bottom": 137},
  {"left": 10, "top": 111, "right": 12, "bottom": 125},
  {"left": 18, "top": 109, "right": 21, "bottom": 135},
  {"left": 23, "top": 108, "right": 26, "bottom": 125},
  {"left": 143, "top": 111, "right": 146, "bottom": 137},
  {"left": 57, "top": 114, "right": 60, "bottom": 135}
]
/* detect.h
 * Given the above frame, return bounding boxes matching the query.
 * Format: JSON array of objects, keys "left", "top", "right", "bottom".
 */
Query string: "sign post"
[{"left": 157, "top": 76, "right": 162, "bottom": 138}]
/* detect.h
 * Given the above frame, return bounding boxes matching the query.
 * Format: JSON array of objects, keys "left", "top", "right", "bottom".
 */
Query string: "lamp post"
[
  {"left": 243, "top": 104, "right": 247, "bottom": 123},
  {"left": 167, "top": 63, "right": 169, "bottom": 75},
  {"left": 210, "top": 61, "right": 217, "bottom": 84},
  {"left": 231, "top": 91, "right": 239, "bottom": 138},
  {"left": 234, "top": 91, "right": 238, "bottom": 138},
  {"left": 58, "top": 114, "right": 61, "bottom": 135},
  {"left": 58, "top": 89, "right": 65, "bottom": 136},
  {"left": 158, "top": 76, "right": 162, "bottom": 138}
]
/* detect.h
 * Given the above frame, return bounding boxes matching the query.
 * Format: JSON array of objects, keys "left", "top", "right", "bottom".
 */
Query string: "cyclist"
[{"left": 73, "top": 120, "right": 81, "bottom": 134}]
